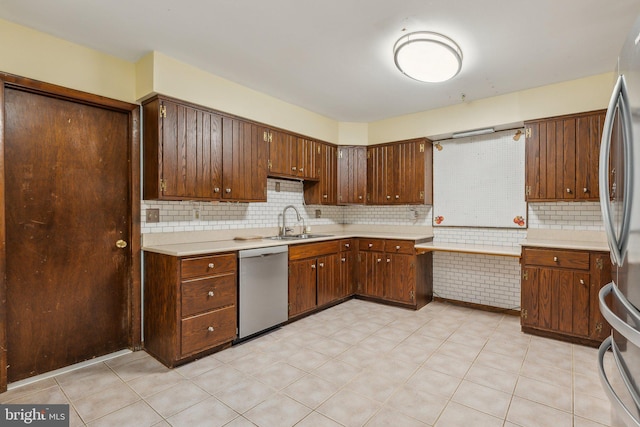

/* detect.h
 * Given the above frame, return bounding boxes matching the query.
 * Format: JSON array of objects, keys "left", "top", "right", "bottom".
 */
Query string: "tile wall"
[{"left": 142, "top": 182, "right": 604, "bottom": 311}]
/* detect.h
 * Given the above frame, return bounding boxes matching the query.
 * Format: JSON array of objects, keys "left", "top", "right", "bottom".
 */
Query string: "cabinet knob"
[
  {"left": 386, "top": 195, "right": 391, "bottom": 200},
  {"left": 386, "top": 258, "right": 391, "bottom": 263},
  {"left": 225, "top": 188, "right": 232, "bottom": 193},
  {"left": 345, "top": 243, "right": 350, "bottom": 248},
  {"left": 583, "top": 188, "right": 588, "bottom": 193},
  {"left": 292, "top": 167, "right": 297, "bottom": 171},
  {"left": 358, "top": 195, "right": 363, "bottom": 200},
  {"left": 208, "top": 291, "right": 214, "bottom": 297},
  {"left": 318, "top": 262, "right": 324, "bottom": 268},
  {"left": 299, "top": 167, "right": 304, "bottom": 172},
  {"left": 368, "top": 243, "right": 373, "bottom": 248},
  {"left": 323, "top": 194, "right": 328, "bottom": 199},
  {"left": 341, "top": 258, "right": 346, "bottom": 262},
  {"left": 311, "top": 264, "right": 316, "bottom": 269},
  {"left": 377, "top": 258, "right": 382, "bottom": 263},
  {"left": 395, "top": 195, "right": 400, "bottom": 199},
  {"left": 395, "top": 245, "right": 400, "bottom": 250},
  {"left": 553, "top": 257, "right": 558, "bottom": 262},
  {"left": 566, "top": 188, "right": 572, "bottom": 193},
  {"left": 580, "top": 279, "right": 586, "bottom": 285},
  {"left": 214, "top": 187, "right": 220, "bottom": 193},
  {"left": 207, "top": 326, "right": 214, "bottom": 332},
  {"left": 208, "top": 263, "right": 215, "bottom": 269}
]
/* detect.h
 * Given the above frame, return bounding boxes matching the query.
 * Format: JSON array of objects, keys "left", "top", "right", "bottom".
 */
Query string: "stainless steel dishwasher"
[{"left": 238, "top": 245, "right": 289, "bottom": 340}]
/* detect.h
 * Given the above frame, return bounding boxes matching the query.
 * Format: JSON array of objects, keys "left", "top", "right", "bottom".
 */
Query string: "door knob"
[{"left": 116, "top": 240, "right": 128, "bottom": 249}]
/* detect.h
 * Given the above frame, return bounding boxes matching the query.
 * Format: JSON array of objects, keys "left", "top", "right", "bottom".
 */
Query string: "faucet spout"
[{"left": 281, "top": 205, "right": 303, "bottom": 236}]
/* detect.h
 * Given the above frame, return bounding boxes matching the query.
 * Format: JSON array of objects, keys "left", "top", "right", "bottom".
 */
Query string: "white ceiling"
[{"left": 1, "top": 0, "right": 639, "bottom": 122}]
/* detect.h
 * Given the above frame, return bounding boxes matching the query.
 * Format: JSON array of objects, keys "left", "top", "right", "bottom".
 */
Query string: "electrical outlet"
[
  {"left": 146, "top": 208, "right": 160, "bottom": 223},
  {"left": 315, "top": 209, "right": 322, "bottom": 218},
  {"left": 275, "top": 182, "right": 281, "bottom": 192}
]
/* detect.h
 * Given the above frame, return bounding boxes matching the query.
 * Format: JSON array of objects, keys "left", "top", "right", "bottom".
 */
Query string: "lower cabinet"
[
  {"left": 356, "top": 238, "right": 432, "bottom": 309},
  {"left": 144, "top": 251, "right": 238, "bottom": 367},
  {"left": 521, "top": 247, "right": 611, "bottom": 345}
]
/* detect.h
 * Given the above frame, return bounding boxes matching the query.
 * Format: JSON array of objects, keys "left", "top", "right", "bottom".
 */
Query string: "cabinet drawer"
[
  {"left": 340, "top": 239, "right": 354, "bottom": 252},
  {"left": 181, "top": 253, "right": 236, "bottom": 279},
  {"left": 181, "top": 306, "right": 236, "bottom": 356},
  {"left": 359, "top": 239, "right": 384, "bottom": 252},
  {"left": 289, "top": 240, "right": 340, "bottom": 260},
  {"left": 385, "top": 240, "right": 415, "bottom": 255},
  {"left": 181, "top": 274, "right": 236, "bottom": 317},
  {"left": 523, "top": 248, "right": 590, "bottom": 270}
]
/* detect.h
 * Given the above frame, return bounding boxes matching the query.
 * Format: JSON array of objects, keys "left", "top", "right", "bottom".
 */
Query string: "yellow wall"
[
  {"left": 0, "top": 18, "right": 136, "bottom": 103},
  {"left": 0, "top": 18, "right": 617, "bottom": 146},
  {"left": 368, "top": 73, "right": 615, "bottom": 144}
]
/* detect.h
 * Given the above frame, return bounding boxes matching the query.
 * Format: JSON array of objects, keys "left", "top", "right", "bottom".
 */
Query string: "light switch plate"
[{"left": 146, "top": 208, "right": 160, "bottom": 223}]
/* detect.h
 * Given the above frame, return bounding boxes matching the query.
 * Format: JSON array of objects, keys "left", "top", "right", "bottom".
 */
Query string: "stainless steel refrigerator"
[{"left": 598, "top": 13, "right": 640, "bottom": 427}]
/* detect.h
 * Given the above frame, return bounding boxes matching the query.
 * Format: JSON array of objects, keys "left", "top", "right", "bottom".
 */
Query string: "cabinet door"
[
  {"left": 576, "top": 111, "right": 605, "bottom": 200},
  {"left": 589, "top": 252, "right": 612, "bottom": 340},
  {"left": 339, "top": 250, "right": 354, "bottom": 298},
  {"left": 557, "top": 271, "right": 590, "bottom": 336},
  {"left": 222, "top": 118, "right": 267, "bottom": 202},
  {"left": 150, "top": 98, "right": 223, "bottom": 200},
  {"left": 288, "top": 259, "right": 317, "bottom": 318},
  {"left": 268, "top": 130, "right": 295, "bottom": 177},
  {"left": 297, "top": 137, "right": 318, "bottom": 180},
  {"left": 358, "top": 251, "right": 385, "bottom": 298},
  {"left": 367, "top": 145, "right": 392, "bottom": 205},
  {"left": 320, "top": 143, "right": 337, "bottom": 204},
  {"left": 338, "top": 146, "right": 366, "bottom": 205},
  {"left": 521, "top": 266, "right": 540, "bottom": 328},
  {"left": 317, "top": 254, "right": 339, "bottom": 306},
  {"left": 385, "top": 253, "right": 416, "bottom": 303},
  {"left": 397, "top": 139, "right": 431, "bottom": 204}
]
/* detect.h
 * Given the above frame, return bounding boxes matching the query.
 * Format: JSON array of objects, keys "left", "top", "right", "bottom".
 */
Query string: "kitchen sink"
[{"left": 264, "top": 234, "right": 333, "bottom": 241}]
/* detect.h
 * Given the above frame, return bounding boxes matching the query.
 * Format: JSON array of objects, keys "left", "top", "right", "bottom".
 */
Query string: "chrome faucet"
[{"left": 281, "top": 205, "right": 305, "bottom": 236}]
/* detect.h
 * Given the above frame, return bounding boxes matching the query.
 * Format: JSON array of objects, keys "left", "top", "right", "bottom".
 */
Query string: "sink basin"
[{"left": 264, "top": 234, "right": 333, "bottom": 241}]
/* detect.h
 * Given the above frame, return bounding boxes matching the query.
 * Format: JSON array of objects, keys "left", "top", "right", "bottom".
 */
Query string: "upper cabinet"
[
  {"left": 337, "top": 146, "right": 367, "bottom": 205},
  {"left": 524, "top": 110, "right": 606, "bottom": 202},
  {"left": 367, "top": 138, "right": 433, "bottom": 205},
  {"left": 143, "top": 96, "right": 223, "bottom": 201},
  {"left": 304, "top": 142, "right": 337, "bottom": 205},
  {"left": 268, "top": 130, "right": 318, "bottom": 181},
  {"left": 143, "top": 95, "right": 267, "bottom": 202}
]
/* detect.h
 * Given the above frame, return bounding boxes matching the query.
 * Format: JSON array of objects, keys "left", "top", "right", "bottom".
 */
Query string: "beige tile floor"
[{"left": 0, "top": 300, "right": 615, "bottom": 427}]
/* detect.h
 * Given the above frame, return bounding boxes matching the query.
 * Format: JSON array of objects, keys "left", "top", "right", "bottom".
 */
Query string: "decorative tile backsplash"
[{"left": 527, "top": 201, "right": 604, "bottom": 231}]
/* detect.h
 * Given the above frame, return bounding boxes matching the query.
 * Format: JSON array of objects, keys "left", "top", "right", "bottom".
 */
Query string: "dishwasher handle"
[{"left": 239, "top": 245, "right": 288, "bottom": 259}]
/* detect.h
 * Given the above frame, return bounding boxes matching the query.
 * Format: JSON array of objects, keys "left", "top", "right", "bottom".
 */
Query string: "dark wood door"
[
  {"left": 359, "top": 251, "right": 385, "bottom": 298},
  {"left": 317, "top": 254, "right": 339, "bottom": 306},
  {"left": 338, "top": 146, "right": 366, "bottom": 205},
  {"left": 521, "top": 266, "right": 540, "bottom": 328},
  {"left": 268, "top": 130, "right": 294, "bottom": 177},
  {"left": 366, "top": 146, "right": 382, "bottom": 204},
  {"left": 296, "top": 137, "right": 317, "bottom": 180},
  {"left": 386, "top": 254, "right": 416, "bottom": 303},
  {"left": 222, "top": 118, "right": 267, "bottom": 202},
  {"left": 320, "top": 143, "right": 337, "bottom": 205},
  {"left": 576, "top": 111, "right": 605, "bottom": 200},
  {"left": 5, "top": 88, "right": 131, "bottom": 382},
  {"left": 288, "top": 259, "right": 317, "bottom": 317},
  {"left": 339, "top": 251, "right": 354, "bottom": 298},
  {"left": 556, "top": 271, "right": 590, "bottom": 336}
]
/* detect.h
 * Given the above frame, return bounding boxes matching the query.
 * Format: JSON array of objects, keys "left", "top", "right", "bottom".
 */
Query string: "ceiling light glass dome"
[{"left": 393, "top": 31, "right": 463, "bottom": 83}]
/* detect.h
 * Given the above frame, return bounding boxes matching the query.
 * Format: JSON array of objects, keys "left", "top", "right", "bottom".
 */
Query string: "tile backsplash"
[{"left": 527, "top": 201, "right": 603, "bottom": 231}]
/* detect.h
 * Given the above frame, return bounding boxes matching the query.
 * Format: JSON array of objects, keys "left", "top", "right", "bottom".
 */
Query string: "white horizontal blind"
[{"left": 433, "top": 129, "right": 527, "bottom": 228}]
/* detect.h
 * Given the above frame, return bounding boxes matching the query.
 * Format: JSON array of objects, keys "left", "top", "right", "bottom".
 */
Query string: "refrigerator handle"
[
  {"left": 599, "top": 74, "right": 634, "bottom": 267},
  {"left": 599, "top": 336, "right": 640, "bottom": 427},
  {"left": 599, "top": 282, "right": 640, "bottom": 348}
]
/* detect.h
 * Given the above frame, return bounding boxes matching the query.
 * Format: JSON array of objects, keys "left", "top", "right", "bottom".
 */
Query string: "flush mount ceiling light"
[{"left": 393, "top": 31, "right": 463, "bottom": 83}]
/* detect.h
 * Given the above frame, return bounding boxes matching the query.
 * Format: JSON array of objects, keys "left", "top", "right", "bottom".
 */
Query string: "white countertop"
[
  {"left": 142, "top": 225, "right": 434, "bottom": 257},
  {"left": 520, "top": 229, "right": 609, "bottom": 252}
]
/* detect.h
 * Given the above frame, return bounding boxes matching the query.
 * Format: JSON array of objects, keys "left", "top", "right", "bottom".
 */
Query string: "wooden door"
[
  {"left": 222, "top": 118, "right": 267, "bottom": 202},
  {"left": 319, "top": 143, "right": 337, "bottom": 205},
  {"left": 338, "top": 146, "right": 366, "bottom": 205},
  {"left": 288, "top": 259, "right": 317, "bottom": 317},
  {"left": 268, "top": 129, "right": 293, "bottom": 177},
  {"left": 366, "top": 146, "right": 382, "bottom": 204},
  {"left": 339, "top": 251, "right": 354, "bottom": 298},
  {"left": 556, "top": 271, "right": 590, "bottom": 336},
  {"left": 386, "top": 254, "right": 416, "bottom": 303},
  {"left": 4, "top": 87, "right": 135, "bottom": 383},
  {"left": 590, "top": 252, "right": 612, "bottom": 340},
  {"left": 521, "top": 267, "right": 540, "bottom": 328},
  {"left": 359, "top": 251, "right": 385, "bottom": 298},
  {"left": 317, "top": 254, "right": 339, "bottom": 306},
  {"left": 576, "top": 111, "right": 605, "bottom": 201},
  {"left": 297, "top": 137, "right": 317, "bottom": 180}
]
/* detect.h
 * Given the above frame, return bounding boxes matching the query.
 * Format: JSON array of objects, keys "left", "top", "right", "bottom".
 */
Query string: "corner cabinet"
[
  {"left": 520, "top": 247, "right": 611, "bottom": 346},
  {"left": 356, "top": 238, "right": 432, "bottom": 309},
  {"left": 144, "top": 251, "right": 238, "bottom": 367},
  {"left": 143, "top": 95, "right": 267, "bottom": 202},
  {"left": 337, "top": 146, "right": 367, "bottom": 205},
  {"left": 524, "top": 110, "right": 606, "bottom": 202},
  {"left": 366, "top": 138, "right": 433, "bottom": 205}
]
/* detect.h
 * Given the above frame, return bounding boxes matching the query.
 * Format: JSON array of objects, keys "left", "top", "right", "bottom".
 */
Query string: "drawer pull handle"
[
  {"left": 207, "top": 326, "right": 214, "bottom": 332},
  {"left": 341, "top": 258, "right": 346, "bottom": 262},
  {"left": 553, "top": 257, "right": 558, "bottom": 262},
  {"left": 368, "top": 243, "right": 373, "bottom": 248},
  {"left": 208, "top": 291, "right": 214, "bottom": 297},
  {"left": 208, "top": 263, "right": 215, "bottom": 269},
  {"left": 395, "top": 245, "right": 400, "bottom": 250},
  {"left": 345, "top": 243, "right": 350, "bottom": 248}
]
